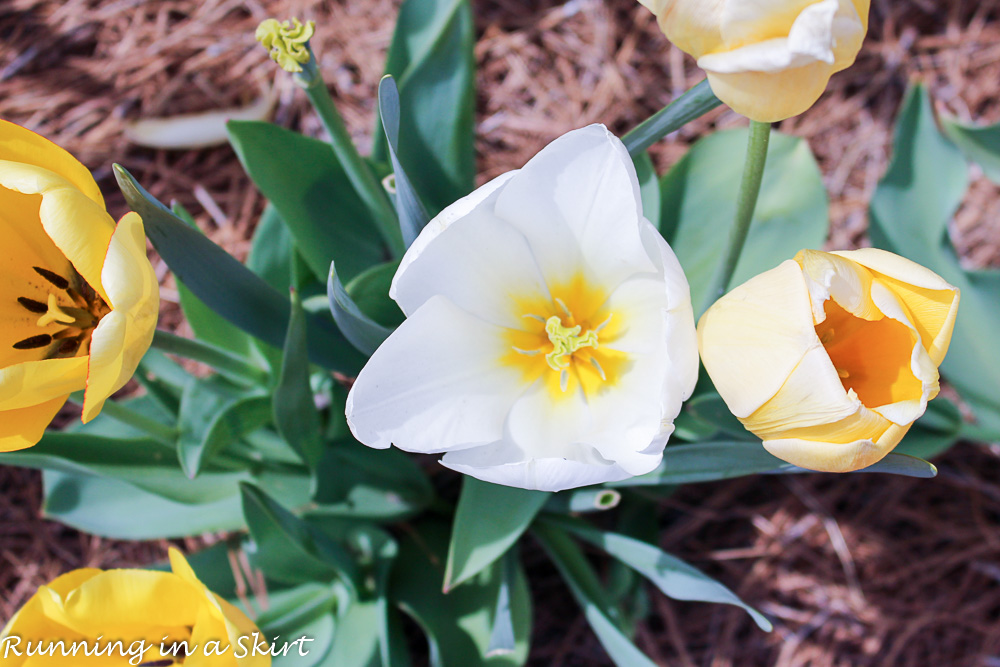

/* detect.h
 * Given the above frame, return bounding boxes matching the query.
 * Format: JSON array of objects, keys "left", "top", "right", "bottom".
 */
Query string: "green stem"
[
  {"left": 94, "top": 399, "right": 177, "bottom": 445},
  {"left": 622, "top": 79, "right": 722, "bottom": 157},
  {"left": 150, "top": 330, "right": 270, "bottom": 386},
  {"left": 297, "top": 56, "right": 405, "bottom": 257},
  {"left": 705, "top": 120, "right": 772, "bottom": 308}
]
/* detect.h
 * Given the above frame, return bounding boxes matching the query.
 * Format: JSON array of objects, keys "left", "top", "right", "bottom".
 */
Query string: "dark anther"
[
  {"left": 17, "top": 297, "right": 48, "bottom": 313},
  {"left": 58, "top": 338, "right": 81, "bottom": 355},
  {"left": 13, "top": 334, "right": 53, "bottom": 350},
  {"left": 33, "top": 266, "right": 69, "bottom": 289},
  {"left": 139, "top": 661, "right": 175, "bottom": 667}
]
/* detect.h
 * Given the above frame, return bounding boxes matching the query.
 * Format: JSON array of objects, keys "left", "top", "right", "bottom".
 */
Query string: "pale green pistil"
[{"left": 544, "top": 316, "right": 598, "bottom": 372}]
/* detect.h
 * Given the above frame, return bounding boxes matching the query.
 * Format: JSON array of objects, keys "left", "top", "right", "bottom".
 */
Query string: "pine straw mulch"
[{"left": 2, "top": 0, "right": 1000, "bottom": 664}]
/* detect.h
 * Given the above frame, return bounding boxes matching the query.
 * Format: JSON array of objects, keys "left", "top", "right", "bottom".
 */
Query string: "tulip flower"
[
  {"left": 346, "top": 125, "right": 698, "bottom": 492},
  {"left": 698, "top": 248, "right": 959, "bottom": 472},
  {"left": 0, "top": 548, "right": 269, "bottom": 666},
  {"left": 0, "top": 120, "right": 158, "bottom": 451},
  {"left": 639, "top": 0, "right": 871, "bottom": 122}
]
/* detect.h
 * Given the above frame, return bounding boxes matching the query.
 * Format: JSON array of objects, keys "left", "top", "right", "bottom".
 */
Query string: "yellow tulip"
[
  {"left": 0, "top": 120, "right": 158, "bottom": 451},
  {"left": 638, "top": 0, "right": 871, "bottom": 122},
  {"left": 0, "top": 549, "right": 270, "bottom": 666},
  {"left": 698, "top": 249, "right": 959, "bottom": 472}
]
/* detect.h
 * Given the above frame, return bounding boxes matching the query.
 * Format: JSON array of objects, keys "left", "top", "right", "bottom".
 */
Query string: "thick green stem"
[
  {"left": 150, "top": 330, "right": 269, "bottom": 386},
  {"left": 94, "top": 399, "right": 177, "bottom": 445},
  {"left": 706, "top": 120, "right": 772, "bottom": 308},
  {"left": 623, "top": 79, "right": 722, "bottom": 157},
  {"left": 297, "top": 57, "right": 405, "bottom": 257}
]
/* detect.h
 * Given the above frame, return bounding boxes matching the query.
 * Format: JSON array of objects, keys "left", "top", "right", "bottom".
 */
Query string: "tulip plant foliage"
[{"left": 2, "top": 2, "right": 999, "bottom": 665}]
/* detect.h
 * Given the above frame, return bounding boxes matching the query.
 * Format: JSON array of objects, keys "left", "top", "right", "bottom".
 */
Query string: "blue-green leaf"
[
  {"left": 328, "top": 261, "right": 392, "bottom": 357},
  {"left": 379, "top": 75, "right": 431, "bottom": 246},
  {"left": 660, "top": 129, "right": 828, "bottom": 313},
  {"left": 374, "top": 0, "right": 476, "bottom": 213},
  {"left": 274, "top": 292, "right": 324, "bottom": 469},
  {"left": 444, "top": 478, "right": 549, "bottom": 591},
  {"left": 940, "top": 114, "right": 1000, "bottom": 185}
]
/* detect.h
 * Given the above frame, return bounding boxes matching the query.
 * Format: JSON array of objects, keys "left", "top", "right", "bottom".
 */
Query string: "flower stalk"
[{"left": 707, "top": 119, "right": 771, "bottom": 308}]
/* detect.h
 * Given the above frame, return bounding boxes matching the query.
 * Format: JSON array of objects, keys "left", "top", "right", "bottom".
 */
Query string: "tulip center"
[
  {"left": 506, "top": 276, "right": 625, "bottom": 397},
  {"left": 816, "top": 299, "right": 922, "bottom": 408},
  {"left": 14, "top": 265, "right": 110, "bottom": 360}
]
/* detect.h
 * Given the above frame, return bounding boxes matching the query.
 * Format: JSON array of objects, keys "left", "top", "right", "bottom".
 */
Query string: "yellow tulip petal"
[
  {"left": 0, "top": 160, "right": 115, "bottom": 304},
  {"left": 81, "top": 213, "right": 159, "bottom": 423},
  {"left": 763, "top": 421, "right": 909, "bottom": 472},
  {"left": 652, "top": 0, "right": 726, "bottom": 59},
  {"left": 832, "top": 248, "right": 959, "bottom": 365},
  {"left": 0, "top": 119, "right": 105, "bottom": 207},
  {"left": 720, "top": 0, "right": 819, "bottom": 45},
  {"left": 697, "top": 260, "right": 817, "bottom": 418},
  {"left": 0, "top": 395, "right": 69, "bottom": 452},
  {"left": 0, "top": 357, "right": 88, "bottom": 411},
  {"left": 706, "top": 62, "right": 835, "bottom": 123}
]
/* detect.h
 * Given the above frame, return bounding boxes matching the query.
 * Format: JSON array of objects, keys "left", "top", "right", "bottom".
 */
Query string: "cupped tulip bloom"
[
  {"left": 0, "top": 120, "right": 158, "bottom": 451},
  {"left": 698, "top": 248, "right": 959, "bottom": 472},
  {"left": 0, "top": 548, "right": 269, "bottom": 666},
  {"left": 346, "top": 125, "right": 698, "bottom": 492},
  {"left": 638, "top": 0, "right": 871, "bottom": 122}
]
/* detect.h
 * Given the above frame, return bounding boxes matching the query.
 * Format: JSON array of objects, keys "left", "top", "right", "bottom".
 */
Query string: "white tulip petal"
[
  {"left": 440, "top": 441, "right": 634, "bottom": 492},
  {"left": 346, "top": 295, "right": 528, "bottom": 453},
  {"left": 494, "top": 124, "right": 657, "bottom": 290},
  {"left": 390, "top": 207, "right": 550, "bottom": 328}
]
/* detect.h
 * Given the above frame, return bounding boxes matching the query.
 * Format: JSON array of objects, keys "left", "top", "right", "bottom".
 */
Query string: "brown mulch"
[{"left": 2, "top": 0, "right": 1000, "bottom": 665}]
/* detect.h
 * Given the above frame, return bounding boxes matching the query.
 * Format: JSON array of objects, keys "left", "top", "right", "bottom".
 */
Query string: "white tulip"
[{"left": 346, "top": 125, "right": 698, "bottom": 492}]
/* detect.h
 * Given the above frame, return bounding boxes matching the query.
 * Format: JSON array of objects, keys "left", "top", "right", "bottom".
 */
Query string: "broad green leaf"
[
  {"left": 247, "top": 203, "right": 294, "bottom": 293},
  {"left": 176, "top": 378, "right": 271, "bottom": 478},
  {"left": 549, "top": 516, "right": 771, "bottom": 630},
  {"left": 256, "top": 584, "right": 338, "bottom": 667},
  {"left": 486, "top": 552, "right": 518, "bottom": 657},
  {"left": 610, "top": 441, "right": 937, "bottom": 487},
  {"left": 172, "top": 202, "right": 255, "bottom": 358},
  {"left": 684, "top": 392, "right": 753, "bottom": 440},
  {"left": 328, "top": 261, "right": 392, "bottom": 356},
  {"left": 444, "top": 478, "right": 549, "bottom": 591},
  {"left": 379, "top": 75, "right": 432, "bottom": 245},
  {"left": 310, "top": 441, "right": 433, "bottom": 521},
  {"left": 532, "top": 523, "right": 658, "bottom": 667},
  {"left": 114, "top": 164, "right": 365, "bottom": 374},
  {"left": 43, "top": 470, "right": 245, "bottom": 539},
  {"left": 660, "top": 129, "right": 828, "bottom": 313},
  {"left": 274, "top": 293, "right": 324, "bottom": 469},
  {"left": 345, "top": 260, "right": 405, "bottom": 328},
  {"left": 940, "top": 115, "right": 1000, "bottom": 184},
  {"left": 326, "top": 594, "right": 411, "bottom": 667},
  {"left": 392, "top": 519, "right": 531, "bottom": 667},
  {"left": 623, "top": 79, "right": 722, "bottom": 157},
  {"left": 869, "top": 85, "right": 1000, "bottom": 433},
  {"left": 894, "top": 398, "right": 963, "bottom": 460},
  {"left": 374, "top": 0, "right": 476, "bottom": 213},
  {"left": 240, "top": 483, "right": 360, "bottom": 591},
  {"left": 228, "top": 120, "right": 386, "bottom": 282}
]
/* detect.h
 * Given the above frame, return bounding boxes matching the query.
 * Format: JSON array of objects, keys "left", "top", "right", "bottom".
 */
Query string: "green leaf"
[
  {"left": 115, "top": 165, "right": 365, "bottom": 374},
  {"left": 172, "top": 202, "right": 255, "bottom": 359},
  {"left": 623, "top": 79, "right": 722, "bottom": 157},
  {"left": 240, "top": 483, "right": 360, "bottom": 591},
  {"left": 660, "top": 129, "right": 828, "bottom": 313},
  {"left": 392, "top": 518, "right": 531, "bottom": 667},
  {"left": 444, "top": 478, "right": 549, "bottom": 591},
  {"left": 247, "top": 203, "right": 293, "bottom": 293},
  {"left": 379, "top": 75, "right": 432, "bottom": 246},
  {"left": 632, "top": 151, "right": 661, "bottom": 231},
  {"left": 43, "top": 470, "right": 245, "bottom": 539},
  {"left": 345, "top": 260, "right": 405, "bottom": 328},
  {"left": 549, "top": 516, "right": 771, "bottom": 630},
  {"left": 894, "top": 398, "right": 963, "bottom": 460},
  {"left": 228, "top": 120, "right": 386, "bottom": 282},
  {"left": 486, "top": 552, "right": 519, "bottom": 657},
  {"left": 374, "top": 0, "right": 476, "bottom": 213},
  {"left": 684, "top": 392, "right": 753, "bottom": 440},
  {"left": 940, "top": 114, "right": 1000, "bottom": 184},
  {"left": 610, "top": 441, "right": 937, "bottom": 487},
  {"left": 328, "top": 261, "right": 393, "bottom": 356},
  {"left": 274, "top": 292, "right": 324, "bottom": 469},
  {"left": 176, "top": 378, "right": 271, "bottom": 478},
  {"left": 868, "top": 84, "right": 1000, "bottom": 433},
  {"left": 532, "top": 523, "right": 658, "bottom": 667},
  {"left": 310, "top": 441, "right": 434, "bottom": 521}
]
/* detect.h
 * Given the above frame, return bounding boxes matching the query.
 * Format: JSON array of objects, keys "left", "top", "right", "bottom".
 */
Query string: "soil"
[{"left": 2, "top": 0, "right": 1000, "bottom": 664}]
